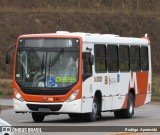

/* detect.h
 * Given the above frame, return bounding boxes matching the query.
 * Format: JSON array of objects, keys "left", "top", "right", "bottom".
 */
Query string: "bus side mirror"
[
  {"left": 6, "top": 45, "right": 16, "bottom": 64},
  {"left": 89, "top": 54, "right": 94, "bottom": 65},
  {"left": 6, "top": 53, "right": 10, "bottom": 64}
]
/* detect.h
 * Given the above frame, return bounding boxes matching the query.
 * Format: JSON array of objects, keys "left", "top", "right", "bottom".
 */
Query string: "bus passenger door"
[{"left": 82, "top": 52, "right": 94, "bottom": 113}]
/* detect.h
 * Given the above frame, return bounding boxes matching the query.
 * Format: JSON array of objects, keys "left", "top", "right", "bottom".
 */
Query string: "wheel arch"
[
  {"left": 94, "top": 90, "right": 102, "bottom": 110},
  {"left": 129, "top": 88, "right": 135, "bottom": 105}
]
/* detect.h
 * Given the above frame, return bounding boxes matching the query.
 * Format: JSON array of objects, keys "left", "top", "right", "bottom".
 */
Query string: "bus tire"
[
  {"left": 123, "top": 93, "right": 134, "bottom": 118},
  {"left": 85, "top": 97, "right": 98, "bottom": 122},
  {"left": 68, "top": 113, "right": 79, "bottom": 119},
  {"left": 32, "top": 112, "right": 45, "bottom": 122},
  {"left": 114, "top": 110, "right": 123, "bottom": 119}
]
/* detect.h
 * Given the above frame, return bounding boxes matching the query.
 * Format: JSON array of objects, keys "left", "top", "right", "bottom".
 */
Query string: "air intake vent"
[{"left": 27, "top": 104, "right": 62, "bottom": 111}]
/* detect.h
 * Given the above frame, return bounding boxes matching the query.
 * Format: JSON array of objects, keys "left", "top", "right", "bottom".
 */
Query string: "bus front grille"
[{"left": 26, "top": 104, "right": 62, "bottom": 111}]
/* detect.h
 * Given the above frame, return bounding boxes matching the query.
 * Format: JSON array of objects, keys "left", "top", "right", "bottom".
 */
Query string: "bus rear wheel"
[
  {"left": 32, "top": 112, "right": 45, "bottom": 122},
  {"left": 114, "top": 93, "right": 134, "bottom": 119},
  {"left": 123, "top": 93, "right": 134, "bottom": 118}
]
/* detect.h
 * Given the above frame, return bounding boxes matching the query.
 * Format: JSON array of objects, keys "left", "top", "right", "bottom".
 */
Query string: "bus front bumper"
[{"left": 13, "top": 98, "right": 82, "bottom": 113}]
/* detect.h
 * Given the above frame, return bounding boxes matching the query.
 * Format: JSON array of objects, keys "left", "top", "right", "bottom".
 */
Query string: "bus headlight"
[
  {"left": 14, "top": 89, "right": 24, "bottom": 101},
  {"left": 66, "top": 90, "right": 79, "bottom": 102}
]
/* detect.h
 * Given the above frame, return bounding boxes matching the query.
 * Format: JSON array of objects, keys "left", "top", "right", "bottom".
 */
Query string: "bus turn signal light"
[
  {"left": 66, "top": 90, "right": 79, "bottom": 102},
  {"left": 14, "top": 89, "right": 24, "bottom": 101}
]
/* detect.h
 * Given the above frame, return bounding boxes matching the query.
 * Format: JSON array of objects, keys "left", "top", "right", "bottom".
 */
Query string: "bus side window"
[
  {"left": 107, "top": 45, "right": 119, "bottom": 72},
  {"left": 119, "top": 45, "right": 130, "bottom": 72},
  {"left": 82, "top": 52, "right": 92, "bottom": 81},
  {"left": 130, "top": 46, "right": 141, "bottom": 71},
  {"left": 94, "top": 45, "right": 107, "bottom": 72},
  {"left": 141, "top": 46, "right": 149, "bottom": 71}
]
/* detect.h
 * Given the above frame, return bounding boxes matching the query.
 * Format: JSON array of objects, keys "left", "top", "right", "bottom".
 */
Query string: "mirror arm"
[
  {"left": 6, "top": 44, "right": 16, "bottom": 54},
  {"left": 6, "top": 44, "right": 16, "bottom": 64}
]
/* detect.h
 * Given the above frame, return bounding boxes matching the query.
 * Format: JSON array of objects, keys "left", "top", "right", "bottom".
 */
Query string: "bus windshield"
[{"left": 15, "top": 38, "right": 79, "bottom": 88}]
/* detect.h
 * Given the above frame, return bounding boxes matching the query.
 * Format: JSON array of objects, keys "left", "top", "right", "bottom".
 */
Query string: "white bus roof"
[
  {"left": 69, "top": 32, "right": 149, "bottom": 45},
  {"left": 20, "top": 31, "right": 150, "bottom": 45}
]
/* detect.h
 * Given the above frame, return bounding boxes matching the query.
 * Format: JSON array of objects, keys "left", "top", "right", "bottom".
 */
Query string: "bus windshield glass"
[{"left": 16, "top": 38, "right": 80, "bottom": 88}]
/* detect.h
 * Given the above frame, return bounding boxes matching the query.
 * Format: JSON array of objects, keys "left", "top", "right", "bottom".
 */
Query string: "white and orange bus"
[{"left": 6, "top": 31, "right": 151, "bottom": 122}]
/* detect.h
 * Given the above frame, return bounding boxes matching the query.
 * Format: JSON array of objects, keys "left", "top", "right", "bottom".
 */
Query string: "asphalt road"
[
  {"left": 0, "top": 99, "right": 13, "bottom": 106},
  {"left": 0, "top": 101, "right": 160, "bottom": 135}
]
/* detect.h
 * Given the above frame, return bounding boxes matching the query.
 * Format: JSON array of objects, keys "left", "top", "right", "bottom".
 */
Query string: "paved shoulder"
[{"left": 0, "top": 99, "right": 13, "bottom": 106}]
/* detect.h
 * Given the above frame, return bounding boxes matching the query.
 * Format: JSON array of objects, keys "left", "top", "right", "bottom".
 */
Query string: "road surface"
[
  {"left": 0, "top": 101, "right": 160, "bottom": 135},
  {"left": 0, "top": 99, "right": 13, "bottom": 106}
]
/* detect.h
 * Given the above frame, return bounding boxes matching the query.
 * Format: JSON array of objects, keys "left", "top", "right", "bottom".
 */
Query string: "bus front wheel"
[
  {"left": 32, "top": 112, "right": 45, "bottom": 122},
  {"left": 85, "top": 97, "right": 98, "bottom": 122}
]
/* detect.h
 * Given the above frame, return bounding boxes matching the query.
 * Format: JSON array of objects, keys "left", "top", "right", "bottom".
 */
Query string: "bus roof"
[{"left": 19, "top": 31, "right": 150, "bottom": 45}]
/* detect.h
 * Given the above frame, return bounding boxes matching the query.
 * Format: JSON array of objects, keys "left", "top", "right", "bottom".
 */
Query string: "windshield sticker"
[
  {"left": 16, "top": 74, "right": 20, "bottom": 78},
  {"left": 47, "top": 77, "right": 57, "bottom": 87},
  {"left": 56, "top": 77, "right": 76, "bottom": 83}
]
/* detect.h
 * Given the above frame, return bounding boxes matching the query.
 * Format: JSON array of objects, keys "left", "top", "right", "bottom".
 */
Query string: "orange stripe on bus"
[
  {"left": 136, "top": 72, "right": 148, "bottom": 94},
  {"left": 121, "top": 95, "right": 128, "bottom": 109},
  {"left": 135, "top": 94, "right": 147, "bottom": 107},
  {"left": 135, "top": 72, "right": 148, "bottom": 107}
]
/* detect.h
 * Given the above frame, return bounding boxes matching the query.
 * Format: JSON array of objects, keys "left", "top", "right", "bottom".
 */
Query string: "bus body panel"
[{"left": 81, "top": 38, "right": 151, "bottom": 112}]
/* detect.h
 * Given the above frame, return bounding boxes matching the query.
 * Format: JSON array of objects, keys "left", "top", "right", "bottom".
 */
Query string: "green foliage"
[
  {"left": 0, "top": 91, "right": 3, "bottom": 95},
  {"left": 152, "top": 75, "right": 160, "bottom": 96}
]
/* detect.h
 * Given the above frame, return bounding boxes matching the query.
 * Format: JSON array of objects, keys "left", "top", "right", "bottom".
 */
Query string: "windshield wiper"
[
  {"left": 49, "top": 48, "right": 64, "bottom": 67},
  {"left": 29, "top": 48, "right": 42, "bottom": 70},
  {"left": 41, "top": 54, "right": 44, "bottom": 75}
]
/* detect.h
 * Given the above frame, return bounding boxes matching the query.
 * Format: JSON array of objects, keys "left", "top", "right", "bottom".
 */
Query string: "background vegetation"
[{"left": 0, "top": 0, "right": 159, "bottom": 99}]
